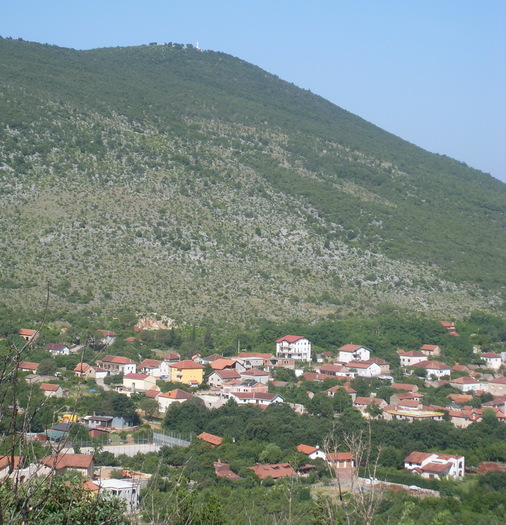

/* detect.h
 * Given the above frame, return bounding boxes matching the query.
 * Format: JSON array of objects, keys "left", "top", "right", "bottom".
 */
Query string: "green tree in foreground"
[{"left": 0, "top": 476, "right": 128, "bottom": 524}]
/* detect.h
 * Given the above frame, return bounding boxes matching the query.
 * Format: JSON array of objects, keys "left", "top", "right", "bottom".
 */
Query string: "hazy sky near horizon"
[{"left": 2, "top": 1, "right": 505, "bottom": 182}]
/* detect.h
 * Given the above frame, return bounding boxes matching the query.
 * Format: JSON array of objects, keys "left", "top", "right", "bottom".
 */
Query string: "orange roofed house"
[{"left": 169, "top": 360, "right": 205, "bottom": 385}]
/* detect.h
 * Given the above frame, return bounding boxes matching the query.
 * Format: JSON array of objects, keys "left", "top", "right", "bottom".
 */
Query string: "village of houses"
[{"left": 3, "top": 320, "right": 506, "bottom": 512}]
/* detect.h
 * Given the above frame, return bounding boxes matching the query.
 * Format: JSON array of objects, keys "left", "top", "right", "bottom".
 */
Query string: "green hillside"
[{"left": 0, "top": 37, "right": 504, "bottom": 323}]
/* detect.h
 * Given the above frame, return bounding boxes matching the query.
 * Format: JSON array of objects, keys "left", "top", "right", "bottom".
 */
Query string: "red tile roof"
[
  {"left": 140, "top": 359, "right": 163, "bottom": 368},
  {"left": 44, "top": 344, "right": 68, "bottom": 351},
  {"left": 18, "top": 329, "right": 38, "bottom": 337},
  {"left": 297, "top": 444, "right": 319, "bottom": 455},
  {"left": 0, "top": 456, "right": 23, "bottom": 470},
  {"left": 163, "top": 352, "right": 181, "bottom": 361},
  {"left": 391, "top": 383, "right": 418, "bottom": 392},
  {"left": 100, "top": 355, "right": 135, "bottom": 364},
  {"left": 159, "top": 389, "right": 195, "bottom": 400},
  {"left": 97, "top": 330, "right": 117, "bottom": 337},
  {"left": 214, "top": 369, "right": 241, "bottom": 379},
  {"left": 124, "top": 373, "right": 149, "bottom": 380},
  {"left": 197, "top": 432, "right": 223, "bottom": 446},
  {"left": 249, "top": 463, "right": 297, "bottom": 480},
  {"left": 338, "top": 344, "right": 364, "bottom": 352},
  {"left": 40, "top": 383, "right": 61, "bottom": 392},
  {"left": 18, "top": 361, "right": 39, "bottom": 371},
  {"left": 412, "top": 360, "right": 450, "bottom": 370},
  {"left": 169, "top": 360, "right": 205, "bottom": 370},
  {"left": 210, "top": 358, "right": 237, "bottom": 370},
  {"left": 74, "top": 363, "right": 90, "bottom": 373},
  {"left": 40, "top": 453, "right": 94, "bottom": 470},
  {"left": 420, "top": 345, "right": 440, "bottom": 351},
  {"left": 236, "top": 352, "right": 274, "bottom": 359},
  {"left": 276, "top": 335, "right": 306, "bottom": 343}
]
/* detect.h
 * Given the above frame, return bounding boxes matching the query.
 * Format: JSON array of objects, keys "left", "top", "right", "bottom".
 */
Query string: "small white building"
[
  {"left": 337, "top": 345, "right": 371, "bottom": 363},
  {"left": 480, "top": 352, "right": 502, "bottom": 370},
  {"left": 404, "top": 451, "right": 464, "bottom": 479},
  {"left": 275, "top": 335, "right": 312, "bottom": 362},
  {"left": 98, "top": 479, "right": 141, "bottom": 512},
  {"left": 44, "top": 344, "right": 70, "bottom": 355}
]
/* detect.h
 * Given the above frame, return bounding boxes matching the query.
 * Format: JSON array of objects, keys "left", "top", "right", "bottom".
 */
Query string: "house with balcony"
[
  {"left": 337, "top": 344, "right": 371, "bottom": 363},
  {"left": 169, "top": 360, "right": 205, "bottom": 385},
  {"left": 275, "top": 335, "right": 312, "bottom": 362},
  {"left": 96, "top": 355, "right": 136, "bottom": 376}
]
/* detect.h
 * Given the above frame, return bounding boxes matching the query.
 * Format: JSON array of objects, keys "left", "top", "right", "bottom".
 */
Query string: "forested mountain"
[{"left": 0, "top": 37, "right": 504, "bottom": 323}]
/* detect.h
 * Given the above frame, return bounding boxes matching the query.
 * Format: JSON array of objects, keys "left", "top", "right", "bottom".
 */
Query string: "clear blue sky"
[{"left": 2, "top": 1, "right": 505, "bottom": 182}]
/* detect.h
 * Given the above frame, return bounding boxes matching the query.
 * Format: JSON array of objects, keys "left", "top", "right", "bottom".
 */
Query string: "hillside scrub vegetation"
[{"left": 0, "top": 37, "right": 504, "bottom": 324}]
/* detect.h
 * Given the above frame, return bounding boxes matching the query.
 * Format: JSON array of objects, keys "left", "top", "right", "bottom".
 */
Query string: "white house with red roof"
[
  {"left": 411, "top": 360, "right": 451, "bottom": 379},
  {"left": 96, "top": 355, "right": 136, "bottom": 376},
  {"left": 158, "top": 388, "right": 195, "bottom": 413},
  {"left": 346, "top": 360, "right": 382, "bottom": 378},
  {"left": 404, "top": 451, "right": 464, "bottom": 479},
  {"left": 139, "top": 359, "right": 169, "bottom": 378},
  {"left": 18, "top": 361, "right": 39, "bottom": 373},
  {"left": 337, "top": 344, "right": 371, "bottom": 363},
  {"left": 480, "top": 352, "right": 503, "bottom": 370},
  {"left": 44, "top": 343, "right": 70, "bottom": 355},
  {"left": 122, "top": 373, "right": 156, "bottom": 393},
  {"left": 297, "top": 444, "right": 326, "bottom": 460},
  {"left": 398, "top": 350, "right": 427, "bottom": 367},
  {"left": 275, "top": 335, "right": 312, "bottom": 362},
  {"left": 449, "top": 376, "right": 481, "bottom": 393}
]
